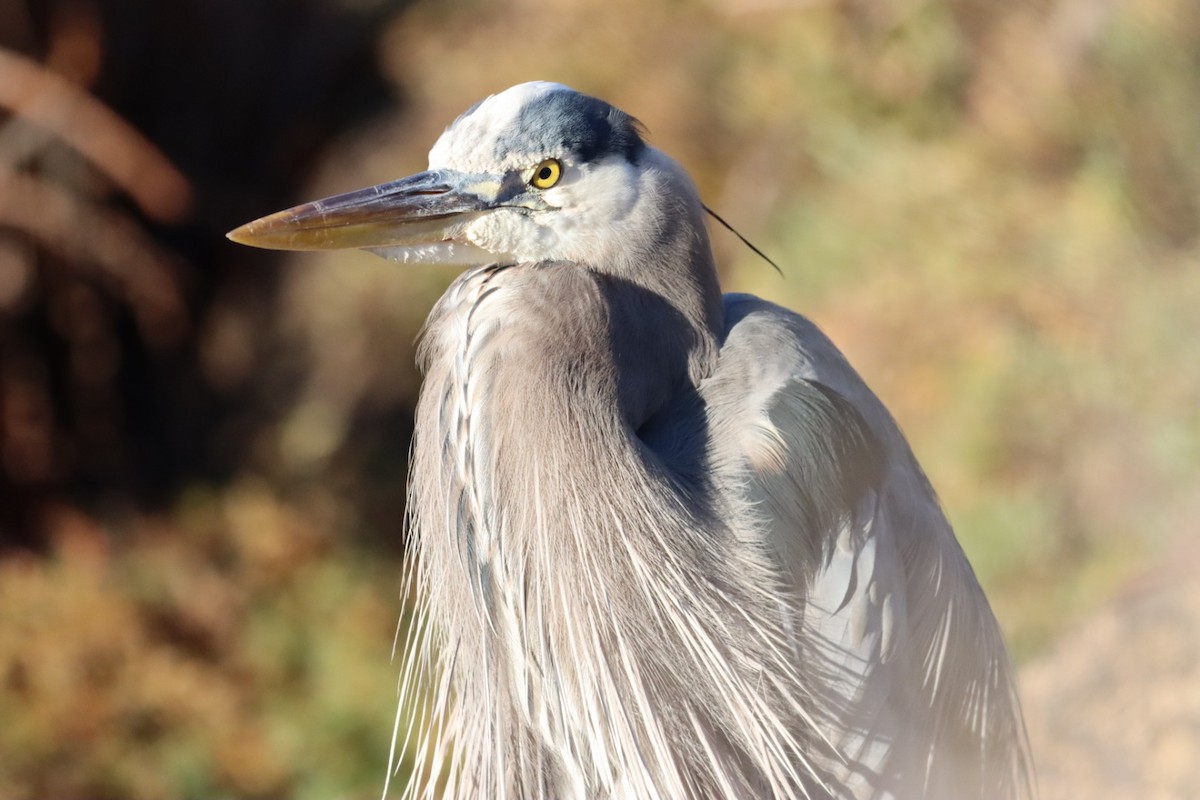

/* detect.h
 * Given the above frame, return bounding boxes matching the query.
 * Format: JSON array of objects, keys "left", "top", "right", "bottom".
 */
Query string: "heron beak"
[{"left": 226, "top": 169, "right": 499, "bottom": 253}]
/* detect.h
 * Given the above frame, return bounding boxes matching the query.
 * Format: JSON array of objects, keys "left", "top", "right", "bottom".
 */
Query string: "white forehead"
[{"left": 428, "top": 81, "right": 573, "bottom": 173}]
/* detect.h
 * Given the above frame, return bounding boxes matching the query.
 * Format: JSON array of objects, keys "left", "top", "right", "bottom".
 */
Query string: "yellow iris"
[{"left": 530, "top": 158, "right": 562, "bottom": 189}]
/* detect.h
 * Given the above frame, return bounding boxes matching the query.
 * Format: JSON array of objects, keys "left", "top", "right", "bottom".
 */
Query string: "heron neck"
[
  {"left": 625, "top": 148, "right": 726, "bottom": 381},
  {"left": 412, "top": 261, "right": 697, "bottom": 641},
  {"left": 408, "top": 262, "right": 793, "bottom": 795}
]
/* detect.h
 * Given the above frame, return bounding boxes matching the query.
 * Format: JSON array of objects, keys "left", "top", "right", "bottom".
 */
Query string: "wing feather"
[{"left": 705, "top": 294, "right": 1034, "bottom": 799}]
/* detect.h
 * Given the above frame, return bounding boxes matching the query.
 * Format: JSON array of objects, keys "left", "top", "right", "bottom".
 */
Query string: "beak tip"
[
  {"left": 226, "top": 222, "right": 258, "bottom": 247},
  {"left": 227, "top": 219, "right": 291, "bottom": 250}
]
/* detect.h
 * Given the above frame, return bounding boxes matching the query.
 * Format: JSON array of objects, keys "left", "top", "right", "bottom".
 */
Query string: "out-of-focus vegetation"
[
  {"left": 0, "top": 486, "right": 399, "bottom": 799},
  {"left": 0, "top": 0, "right": 1196, "bottom": 797}
]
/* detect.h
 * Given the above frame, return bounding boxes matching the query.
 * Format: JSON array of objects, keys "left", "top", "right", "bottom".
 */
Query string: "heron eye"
[{"left": 530, "top": 158, "right": 562, "bottom": 190}]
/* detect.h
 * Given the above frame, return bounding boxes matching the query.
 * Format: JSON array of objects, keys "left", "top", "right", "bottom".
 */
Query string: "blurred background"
[{"left": 0, "top": 0, "right": 1197, "bottom": 797}]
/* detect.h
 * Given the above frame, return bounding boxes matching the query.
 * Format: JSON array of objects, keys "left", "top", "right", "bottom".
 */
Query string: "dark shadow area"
[{"left": 0, "top": 0, "right": 409, "bottom": 548}]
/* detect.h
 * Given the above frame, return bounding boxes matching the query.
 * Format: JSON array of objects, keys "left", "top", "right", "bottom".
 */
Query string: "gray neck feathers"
[
  {"left": 621, "top": 148, "right": 725, "bottom": 388},
  {"left": 407, "top": 262, "right": 815, "bottom": 796}
]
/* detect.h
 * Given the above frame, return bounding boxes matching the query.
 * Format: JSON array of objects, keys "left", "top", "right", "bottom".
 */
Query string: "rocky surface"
[{"left": 1020, "top": 535, "right": 1200, "bottom": 800}]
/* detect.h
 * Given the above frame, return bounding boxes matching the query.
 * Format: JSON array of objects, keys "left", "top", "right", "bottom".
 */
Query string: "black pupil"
[{"left": 538, "top": 166, "right": 553, "bottom": 181}]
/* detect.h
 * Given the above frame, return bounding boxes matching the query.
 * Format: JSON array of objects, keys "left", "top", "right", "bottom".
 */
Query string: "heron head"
[{"left": 228, "top": 82, "right": 697, "bottom": 272}]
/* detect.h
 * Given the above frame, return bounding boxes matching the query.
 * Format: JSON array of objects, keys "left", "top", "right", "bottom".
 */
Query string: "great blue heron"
[{"left": 229, "top": 82, "right": 1034, "bottom": 800}]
